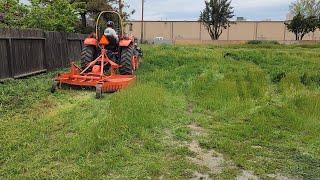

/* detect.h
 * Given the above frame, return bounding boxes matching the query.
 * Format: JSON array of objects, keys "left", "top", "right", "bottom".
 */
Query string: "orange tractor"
[{"left": 51, "top": 11, "right": 142, "bottom": 98}]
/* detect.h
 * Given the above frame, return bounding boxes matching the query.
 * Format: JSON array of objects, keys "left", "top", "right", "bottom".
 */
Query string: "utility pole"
[
  {"left": 119, "top": 0, "right": 123, "bottom": 16},
  {"left": 141, "top": 0, "right": 144, "bottom": 43}
]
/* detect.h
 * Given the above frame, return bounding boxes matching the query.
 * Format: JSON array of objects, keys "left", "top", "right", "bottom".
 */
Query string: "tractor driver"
[{"left": 104, "top": 21, "right": 119, "bottom": 44}]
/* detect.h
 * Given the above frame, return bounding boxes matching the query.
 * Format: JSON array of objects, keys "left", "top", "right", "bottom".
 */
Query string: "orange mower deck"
[
  {"left": 55, "top": 66, "right": 136, "bottom": 92},
  {"left": 51, "top": 48, "right": 136, "bottom": 98}
]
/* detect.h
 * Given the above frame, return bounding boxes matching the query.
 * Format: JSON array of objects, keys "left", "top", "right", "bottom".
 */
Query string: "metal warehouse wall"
[{"left": 126, "top": 21, "right": 320, "bottom": 42}]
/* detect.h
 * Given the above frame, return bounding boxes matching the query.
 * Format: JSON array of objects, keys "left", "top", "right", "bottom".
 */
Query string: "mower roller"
[{"left": 51, "top": 11, "right": 142, "bottom": 98}]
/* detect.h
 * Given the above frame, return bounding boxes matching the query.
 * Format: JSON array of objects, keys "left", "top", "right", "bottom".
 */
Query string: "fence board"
[
  {"left": 11, "top": 39, "right": 45, "bottom": 78},
  {"left": 0, "top": 39, "right": 10, "bottom": 80},
  {"left": 67, "top": 33, "right": 86, "bottom": 40},
  {"left": 0, "top": 28, "right": 86, "bottom": 80},
  {"left": 0, "top": 28, "right": 43, "bottom": 38},
  {"left": 45, "top": 32, "right": 69, "bottom": 70},
  {"left": 67, "top": 40, "right": 82, "bottom": 62},
  {"left": 67, "top": 33, "right": 86, "bottom": 62}
]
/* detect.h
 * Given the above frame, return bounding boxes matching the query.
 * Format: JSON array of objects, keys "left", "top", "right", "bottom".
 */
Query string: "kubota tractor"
[{"left": 51, "top": 11, "right": 143, "bottom": 98}]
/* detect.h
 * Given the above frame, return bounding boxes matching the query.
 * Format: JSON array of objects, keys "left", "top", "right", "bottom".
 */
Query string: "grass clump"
[
  {"left": 247, "top": 40, "right": 280, "bottom": 45},
  {"left": 1, "top": 43, "right": 320, "bottom": 179}
]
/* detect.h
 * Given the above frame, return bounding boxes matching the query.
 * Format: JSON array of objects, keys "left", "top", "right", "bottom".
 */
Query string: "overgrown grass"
[{"left": 1, "top": 43, "right": 320, "bottom": 179}]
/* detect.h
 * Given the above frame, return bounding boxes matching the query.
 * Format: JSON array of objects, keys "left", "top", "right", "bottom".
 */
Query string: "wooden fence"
[{"left": 0, "top": 28, "right": 87, "bottom": 81}]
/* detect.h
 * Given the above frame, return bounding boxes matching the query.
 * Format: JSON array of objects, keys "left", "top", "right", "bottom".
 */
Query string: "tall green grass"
[
  {"left": 139, "top": 44, "right": 320, "bottom": 178},
  {"left": 1, "top": 44, "right": 320, "bottom": 178},
  {"left": 1, "top": 82, "right": 196, "bottom": 178}
]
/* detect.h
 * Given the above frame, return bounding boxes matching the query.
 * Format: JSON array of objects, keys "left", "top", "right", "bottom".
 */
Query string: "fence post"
[
  {"left": 6, "top": 38, "right": 14, "bottom": 78},
  {"left": 65, "top": 33, "right": 69, "bottom": 65},
  {"left": 43, "top": 38, "right": 47, "bottom": 70},
  {"left": 255, "top": 22, "right": 258, "bottom": 40},
  {"left": 80, "top": 34, "right": 83, "bottom": 51},
  {"left": 199, "top": 22, "right": 202, "bottom": 42},
  {"left": 227, "top": 25, "right": 230, "bottom": 41},
  {"left": 171, "top": 22, "right": 174, "bottom": 43},
  {"left": 61, "top": 32, "right": 69, "bottom": 67}
]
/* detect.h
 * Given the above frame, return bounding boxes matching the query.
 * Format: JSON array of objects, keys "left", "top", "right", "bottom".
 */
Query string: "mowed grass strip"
[
  {"left": 1, "top": 79, "right": 196, "bottom": 178},
  {"left": 1, "top": 43, "right": 320, "bottom": 179}
]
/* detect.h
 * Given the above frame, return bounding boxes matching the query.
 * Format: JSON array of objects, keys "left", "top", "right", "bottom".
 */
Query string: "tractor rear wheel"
[
  {"left": 119, "top": 44, "right": 134, "bottom": 75},
  {"left": 81, "top": 45, "right": 97, "bottom": 68}
]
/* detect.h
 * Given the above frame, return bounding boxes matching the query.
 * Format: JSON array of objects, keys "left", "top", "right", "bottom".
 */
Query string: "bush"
[
  {"left": 247, "top": 40, "right": 280, "bottom": 45},
  {"left": 269, "top": 40, "right": 280, "bottom": 44},
  {"left": 247, "top": 40, "right": 263, "bottom": 44}
]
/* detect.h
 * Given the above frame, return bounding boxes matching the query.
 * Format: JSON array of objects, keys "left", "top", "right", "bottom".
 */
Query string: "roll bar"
[{"left": 95, "top": 11, "right": 124, "bottom": 40}]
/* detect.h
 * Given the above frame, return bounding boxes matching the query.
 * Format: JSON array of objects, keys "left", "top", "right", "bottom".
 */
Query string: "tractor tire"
[
  {"left": 119, "top": 44, "right": 134, "bottom": 75},
  {"left": 81, "top": 45, "right": 97, "bottom": 68}
]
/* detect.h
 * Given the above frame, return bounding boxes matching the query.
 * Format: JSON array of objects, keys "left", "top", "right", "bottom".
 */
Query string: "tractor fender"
[
  {"left": 84, "top": 38, "right": 98, "bottom": 46},
  {"left": 119, "top": 39, "right": 132, "bottom": 47}
]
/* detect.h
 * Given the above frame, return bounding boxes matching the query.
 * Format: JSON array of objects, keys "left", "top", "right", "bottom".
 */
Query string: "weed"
[{"left": 1, "top": 44, "right": 320, "bottom": 179}]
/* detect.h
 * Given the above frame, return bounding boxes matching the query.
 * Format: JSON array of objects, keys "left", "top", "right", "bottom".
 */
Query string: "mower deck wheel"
[
  {"left": 51, "top": 80, "right": 59, "bottom": 93},
  {"left": 96, "top": 84, "right": 103, "bottom": 99}
]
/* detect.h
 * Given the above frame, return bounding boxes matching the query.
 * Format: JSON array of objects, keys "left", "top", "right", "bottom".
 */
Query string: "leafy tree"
[
  {"left": 199, "top": 0, "right": 234, "bottom": 40},
  {"left": 0, "top": 0, "right": 134, "bottom": 33},
  {"left": 286, "top": 0, "right": 320, "bottom": 40},
  {"left": 71, "top": 0, "right": 114, "bottom": 29},
  {"left": 70, "top": 0, "right": 135, "bottom": 33},
  {"left": 0, "top": 12, "right": 4, "bottom": 22},
  {"left": 290, "top": 0, "right": 320, "bottom": 17},
  {"left": 0, "top": 0, "right": 28, "bottom": 28},
  {"left": 26, "top": 0, "right": 78, "bottom": 32},
  {"left": 285, "top": 12, "right": 318, "bottom": 40},
  {"left": 117, "top": 1, "right": 135, "bottom": 21}
]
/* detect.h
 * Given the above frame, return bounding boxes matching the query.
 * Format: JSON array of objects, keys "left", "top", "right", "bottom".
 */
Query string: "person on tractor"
[
  {"left": 104, "top": 21, "right": 119, "bottom": 43},
  {"left": 103, "top": 21, "right": 119, "bottom": 61}
]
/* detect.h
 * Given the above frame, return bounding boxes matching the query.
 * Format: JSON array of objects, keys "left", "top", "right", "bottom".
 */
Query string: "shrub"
[
  {"left": 247, "top": 40, "right": 280, "bottom": 45},
  {"left": 247, "top": 40, "right": 262, "bottom": 44}
]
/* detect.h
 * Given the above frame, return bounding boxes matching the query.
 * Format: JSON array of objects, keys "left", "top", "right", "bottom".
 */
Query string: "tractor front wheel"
[{"left": 119, "top": 44, "right": 134, "bottom": 75}]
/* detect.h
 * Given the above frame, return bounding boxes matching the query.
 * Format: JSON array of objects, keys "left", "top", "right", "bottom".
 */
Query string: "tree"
[
  {"left": 286, "top": 0, "right": 320, "bottom": 40},
  {"left": 0, "top": 0, "right": 28, "bottom": 28},
  {"left": 0, "top": 0, "right": 134, "bottom": 33},
  {"left": 285, "top": 13, "right": 318, "bottom": 40},
  {"left": 26, "top": 0, "right": 78, "bottom": 32},
  {"left": 290, "top": 0, "right": 320, "bottom": 17},
  {"left": 199, "top": 0, "right": 234, "bottom": 40},
  {"left": 71, "top": 0, "right": 114, "bottom": 30},
  {"left": 117, "top": 1, "right": 135, "bottom": 21}
]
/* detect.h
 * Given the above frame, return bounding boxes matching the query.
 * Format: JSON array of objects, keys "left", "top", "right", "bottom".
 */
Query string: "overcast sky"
[
  {"left": 126, "top": 0, "right": 295, "bottom": 21},
  {"left": 21, "top": 0, "right": 296, "bottom": 21}
]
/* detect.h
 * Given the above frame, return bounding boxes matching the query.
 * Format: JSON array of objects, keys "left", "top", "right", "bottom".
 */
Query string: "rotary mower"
[{"left": 51, "top": 11, "right": 142, "bottom": 98}]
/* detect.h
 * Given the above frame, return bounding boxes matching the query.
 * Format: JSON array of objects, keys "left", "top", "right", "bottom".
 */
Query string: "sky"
[
  {"left": 21, "top": 0, "right": 296, "bottom": 21},
  {"left": 126, "top": 0, "right": 295, "bottom": 21}
]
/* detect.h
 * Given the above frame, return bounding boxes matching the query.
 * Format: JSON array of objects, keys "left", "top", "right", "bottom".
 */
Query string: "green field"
[{"left": 1, "top": 44, "right": 320, "bottom": 179}]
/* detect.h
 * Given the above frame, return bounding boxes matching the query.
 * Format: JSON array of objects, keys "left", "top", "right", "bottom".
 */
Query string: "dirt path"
[
  {"left": 184, "top": 104, "right": 296, "bottom": 180},
  {"left": 186, "top": 104, "right": 259, "bottom": 179}
]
